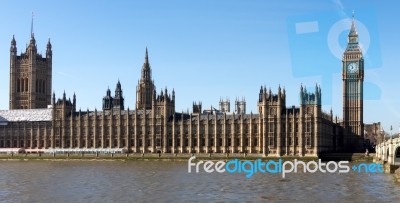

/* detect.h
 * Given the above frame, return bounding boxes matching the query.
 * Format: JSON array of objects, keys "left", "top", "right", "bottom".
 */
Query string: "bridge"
[{"left": 375, "top": 137, "right": 400, "bottom": 166}]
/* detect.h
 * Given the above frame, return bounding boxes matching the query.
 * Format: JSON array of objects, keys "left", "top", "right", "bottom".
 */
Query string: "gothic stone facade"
[
  {"left": 0, "top": 17, "right": 366, "bottom": 156},
  {"left": 9, "top": 34, "right": 52, "bottom": 110},
  {"left": 0, "top": 86, "right": 339, "bottom": 156}
]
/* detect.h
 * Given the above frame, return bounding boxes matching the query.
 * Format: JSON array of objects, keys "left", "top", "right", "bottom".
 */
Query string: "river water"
[{"left": 0, "top": 160, "right": 399, "bottom": 202}]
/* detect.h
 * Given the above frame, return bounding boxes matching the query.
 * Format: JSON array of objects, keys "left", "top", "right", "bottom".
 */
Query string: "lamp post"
[{"left": 391, "top": 125, "right": 393, "bottom": 139}]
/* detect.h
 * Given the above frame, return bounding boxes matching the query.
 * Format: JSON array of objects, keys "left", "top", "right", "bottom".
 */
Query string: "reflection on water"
[{"left": 0, "top": 160, "right": 399, "bottom": 202}]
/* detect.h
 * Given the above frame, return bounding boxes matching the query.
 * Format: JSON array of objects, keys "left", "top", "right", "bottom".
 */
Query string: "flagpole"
[{"left": 31, "top": 12, "right": 34, "bottom": 37}]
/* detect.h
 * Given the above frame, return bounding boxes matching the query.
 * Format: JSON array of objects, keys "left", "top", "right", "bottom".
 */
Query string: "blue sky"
[{"left": 0, "top": 0, "right": 399, "bottom": 133}]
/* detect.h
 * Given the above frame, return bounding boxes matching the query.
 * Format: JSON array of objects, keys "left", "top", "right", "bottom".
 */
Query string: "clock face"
[{"left": 347, "top": 62, "right": 358, "bottom": 73}]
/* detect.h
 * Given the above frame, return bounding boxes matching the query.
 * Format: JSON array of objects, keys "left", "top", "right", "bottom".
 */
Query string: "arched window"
[
  {"left": 20, "top": 78, "right": 24, "bottom": 92},
  {"left": 39, "top": 80, "right": 42, "bottom": 93},
  {"left": 25, "top": 78, "right": 28, "bottom": 92},
  {"left": 42, "top": 80, "right": 46, "bottom": 94},
  {"left": 17, "top": 79, "right": 20, "bottom": 92}
]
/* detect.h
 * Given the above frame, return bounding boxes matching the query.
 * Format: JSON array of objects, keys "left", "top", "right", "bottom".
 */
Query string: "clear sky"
[{"left": 0, "top": 0, "right": 399, "bottom": 133}]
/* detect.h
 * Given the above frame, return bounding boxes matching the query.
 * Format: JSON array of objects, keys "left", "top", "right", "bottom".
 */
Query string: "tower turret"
[
  {"left": 73, "top": 92, "right": 76, "bottom": 112},
  {"left": 136, "top": 48, "right": 155, "bottom": 110},
  {"left": 10, "top": 35, "right": 17, "bottom": 67},
  {"left": 113, "top": 80, "right": 124, "bottom": 110},
  {"left": 46, "top": 38, "right": 52, "bottom": 57},
  {"left": 103, "top": 87, "right": 113, "bottom": 110},
  {"left": 193, "top": 102, "right": 202, "bottom": 114},
  {"left": 10, "top": 35, "right": 17, "bottom": 55},
  {"left": 115, "top": 80, "right": 122, "bottom": 98},
  {"left": 172, "top": 88, "right": 175, "bottom": 102},
  {"left": 219, "top": 97, "right": 230, "bottom": 113},
  {"left": 52, "top": 92, "right": 56, "bottom": 105},
  {"left": 300, "top": 84, "right": 321, "bottom": 106},
  {"left": 235, "top": 97, "right": 246, "bottom": 114}
]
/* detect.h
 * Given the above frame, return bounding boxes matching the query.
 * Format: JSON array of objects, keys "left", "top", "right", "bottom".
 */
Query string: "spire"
[
  {"left": 73, "top": 92, "right": 76, "bottom": 110},
  {"left": 116, "top": 79, "right": 121, "bottom": 90},
  {"left": 346, "top": 10, "right": 359, "bottom": 48},
  {"left": 10, "top": 35, "right": 17, "bottom": 54},
  {"left": 11, "top": 35, "right": 16, "bottom": 46},
  {"left": 349, "top": 11, "right": 358, "bottom": 37},
  {"left": 31, "top": 12, "right": 34, "bottom": 38},
  {"left": 141, "top": 47, "right": 151, "bottom": 80},
  {"left": 107, "top": 86, "right": 111, "bottom": 96},
  {"left": 28, "top": 13, "right": 37, "bottom": 52},
  {"left": 52, "top": 92, "right": 56, "bottom": 105},
  {"left": 344, "top": 12, "right": 362, "bottom": 54},
  {"left": 145, "top": 47, "right": 149, "bottom": 64},
  {"left": 278, "top": 84, "right": 281, "bottom": 95},
  {"left": 115, "top": 80, "right": 123, "bottom": 98},
  {"left": 47, "top": 38, "right": 52, "bottom": 48},
  {"left": 46, "top": 38, "right": 52, "bottom": 57}
]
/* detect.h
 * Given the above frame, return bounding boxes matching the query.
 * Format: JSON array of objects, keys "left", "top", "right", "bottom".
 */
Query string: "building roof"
[{"left": 0, "top": 109, "right": 52, "bottom": 124}]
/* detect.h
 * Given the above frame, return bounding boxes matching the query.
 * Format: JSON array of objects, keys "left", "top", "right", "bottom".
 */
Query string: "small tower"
[
  {"left": 54, "top": 91, "right": 74, "bottom": 119},
  {"left": 102, "top": 87, "right": 113, "bottom": 110},
  {"left": 154, "top": 87, "right": 175, "bottom": 117},
  {"left": 235, "top": 97, "right": 246, "bottom": 114},
  {"left": 300, "top": 84, "right": 321, "bottom": 106},
  {"left": 258, "top": 86, "right": 285, "bottom": 116},
  {"left": 257, "top": 85, "right": 268, "bottom": 115},
  {"left": 193, "top": 102, "right": 202, "bottom": 114},
  {"left": 113, "top": 80, "right": 124, "bottom": 110},
  {"left": 102, "top": 80, "right": 125, "bottom": 111},
  {"left": 219, "top": 98, "right": 230, "bottom": 113},
  {"left": 10, "top": 35, "right": 17, "bottom": 58}
]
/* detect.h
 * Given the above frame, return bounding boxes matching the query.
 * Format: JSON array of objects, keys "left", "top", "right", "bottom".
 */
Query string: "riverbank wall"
[{"left": 0, "top": 152, "right": 372, "bottom": 162}]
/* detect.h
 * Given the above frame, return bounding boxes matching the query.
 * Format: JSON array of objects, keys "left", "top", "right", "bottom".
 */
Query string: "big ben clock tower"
[{"left": 342, "top": 14, "right": 364, "bottom": 150}]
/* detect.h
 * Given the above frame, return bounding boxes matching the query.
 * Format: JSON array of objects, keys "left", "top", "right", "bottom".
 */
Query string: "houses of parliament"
[{"left": 0, "top": 17, "right": 367, "bottom": 157}]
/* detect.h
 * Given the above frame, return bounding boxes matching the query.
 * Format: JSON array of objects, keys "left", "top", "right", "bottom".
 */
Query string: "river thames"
[{"left": 0, "top": 160, "right": 399, "bottom": 202}]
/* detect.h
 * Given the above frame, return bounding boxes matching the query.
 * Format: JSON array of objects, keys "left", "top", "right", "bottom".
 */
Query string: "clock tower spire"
[{"left": 342, "top": 13, "right": 364, "bottom": 151}]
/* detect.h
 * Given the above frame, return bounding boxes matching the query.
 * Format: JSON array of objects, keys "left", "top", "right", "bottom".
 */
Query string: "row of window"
[
  {"left": 0, "top": 136, "right": 314, "bottom": 148},
  {"left": 15, "top": 78, "right": 46, "bottom": 94},
  {"left": 35, "top": 79, "right": 46, "bottom": 94},
  {"left": 16, "top": 78, "right": 29, "bottom": 93}
]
